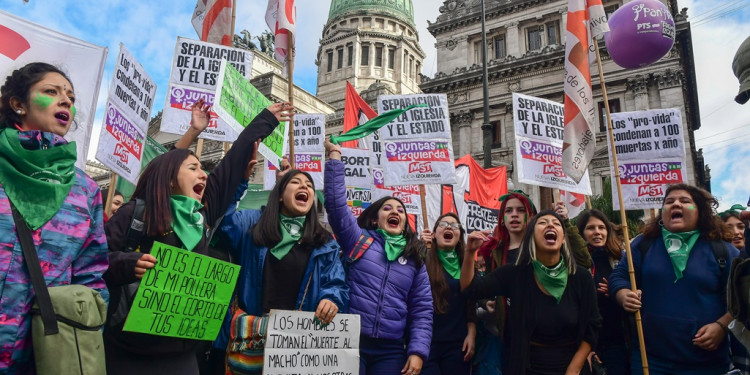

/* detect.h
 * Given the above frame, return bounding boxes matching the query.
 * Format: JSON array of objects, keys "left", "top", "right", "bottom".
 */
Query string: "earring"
[
  {"left": 16, "top": 109, "right": 22, "bottom": 115},
  {"left": 658, "top": 219, "right": 664, "bottom": 226}
]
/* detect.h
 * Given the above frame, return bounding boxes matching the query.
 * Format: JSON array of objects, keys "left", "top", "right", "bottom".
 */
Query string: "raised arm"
[
  {"left": 174, "top": 98, "right": 211, "bottom": 149},
  {"left": 323, "top": 140, "right": 363, "bottom": 251}
]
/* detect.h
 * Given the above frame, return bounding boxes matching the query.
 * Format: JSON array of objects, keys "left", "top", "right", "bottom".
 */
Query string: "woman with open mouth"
[
  {"left": 324, "top": 139, "right": 433, "bottom": 375},
  {"left": 419, "top": 213, "right": 476, "bottom": 375},
  {"left": 211, "top": 165, "right": 349, "bottom": 375},
  {"left": 0, "top": 62, "right": 109, "bottom": 374},
  {"left": 609, "top": 184, "right": 739, "bottom": 375},
  {"left": 721, "top": 207, "right": 749, "bottom": 373},
  {"left": 103, "top": 100, "right": 293, "bottom": 375},
  {"left": 461, "top": 210, "right": 601, "bottom": 375}
]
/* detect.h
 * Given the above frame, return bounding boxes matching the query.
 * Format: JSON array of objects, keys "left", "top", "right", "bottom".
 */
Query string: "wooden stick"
[
  {"left": 419, "top": 184, "right": 429, "bottom": 230},
  {"left": 594, "top": 40, "right": 649, "bottom": 374},
  {"left": 287, "top": 34, "right": 296, "bottom": 168},
  {"left": 225, "top": 0, "right": 237, "bottom": 157},
  {"left": 585, "top": 195, "right": 593, "bottom": 210},
  {"left": 195, "top": 138, "right": 204, "bottom": 160},
  {"left": 649, "top": 209, "right": 656, "bottom": 220},
  {"left": 105, "top": 174, "right": 118, "bottom": 218}
]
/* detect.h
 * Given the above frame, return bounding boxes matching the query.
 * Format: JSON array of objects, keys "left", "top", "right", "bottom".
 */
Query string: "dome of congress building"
[{"left": 328, "top": 0, "right": 415, "bottom": 27}]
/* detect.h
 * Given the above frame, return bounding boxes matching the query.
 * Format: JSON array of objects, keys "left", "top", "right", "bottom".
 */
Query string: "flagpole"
[
  {"left": 105, "top": 174, "right": 118, "bottom": 217},
  {"left": 222, "top": 0, "right": 237, "bottom": 158},
  {"left": 419, "top": 185, "right": 429, "bottom": 231},
  {"left": 594, "top": 40, "right": 650, "bottom": 375},
  {"left": 585, "top": 195, "right": 593, "bottom": 209},
  {"left": 287, "top": 33, "right": 296, "bottom": 168}
]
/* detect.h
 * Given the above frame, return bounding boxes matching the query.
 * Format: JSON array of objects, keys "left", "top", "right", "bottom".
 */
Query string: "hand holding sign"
[
  {"left": 268, "top": 102, "right": 294, "bottom": 123},
  {"left": 314, "top": 299, "right": 339, "bottom": 325},
  {"left": 134, "top": 254, "right": 157, "bottom": 280}
]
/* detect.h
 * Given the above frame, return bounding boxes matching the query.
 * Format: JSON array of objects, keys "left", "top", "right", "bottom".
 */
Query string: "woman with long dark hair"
[
  {"left": 324, "top": 140, "right": 433, "bottom": 375},
  {"left": 461, "top": 210, "right": 601, "bottom": 375},
  {"left": 103, "top": 101, "right": 292, "bottom": 375},
  {"left": 610, "top": 184, "right": 739, "bottom": 374},
  {"left": 420, "top": 213, "right": 476, "bottom": 375},
  {"left": 0, "top": 62, "right": 109, "bottom": 374}
]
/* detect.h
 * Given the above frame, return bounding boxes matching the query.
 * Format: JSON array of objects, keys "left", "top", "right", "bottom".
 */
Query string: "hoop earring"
[{"left": 658, "top": 219, "right": 664, "bottom": 226}]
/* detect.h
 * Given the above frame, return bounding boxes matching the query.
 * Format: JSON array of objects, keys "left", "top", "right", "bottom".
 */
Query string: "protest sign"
[
  {"left": 96, "top": 44, "right": 156, "bottom": 184},
  {"left": 161, "top": 37, "right": 253, "bottom": 142},
  {"left": 341, "top": 148, "right": 372, "bottom": 188},
  {"left": 346, "top": 186, "right": 372, "bottom": 217},
  {"left": 513, "top": 93, "right": 592, "bottom": 195},
  {"left": 0, "top": 10, "right": 107, "bottom": 169},
  {"left": 123, "top": 242, "right": 240, "bottom": 341},
  {"left": 264, "top": 310, "right": 360, "bottom": 375},
  {"left": 611, "top": 159, "right": 686, "bottom": 210},
  {"left": 377, "top": 94, "right": 456, "bottom": 186},
  {"left": 264, "top": 154, "right": 324, "bottom": 191},
  {"left": 293, "top": 114, "right": 325, "bottom": 153},
  {"left": 364, "top": 130, "right": 384, "bottom": 168},
  {"left": 214, "top": 59, "right": 272, "bottom": 135},
  {"left": 372, "top": 168, "right": 422, "bottom": 215}
]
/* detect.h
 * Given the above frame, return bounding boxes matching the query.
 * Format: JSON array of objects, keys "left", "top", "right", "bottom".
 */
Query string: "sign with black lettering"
[
  {"left": 122, "top": 242, "right": 240, "bottom": 340},
  {"left": 341, "top": 148, "right": 371, "bottom": 188},
  {"left": 371, "top": 168, "right": 422, "bottom": 215},
  {"left": 294, "top": 114, "right": 325, "bottom": 153},
  {"left": 264, "top": 310, "right": 360, "bottom": 375},
  {"left": 513, "top": 93, "right": 592, "bottom": 195}
]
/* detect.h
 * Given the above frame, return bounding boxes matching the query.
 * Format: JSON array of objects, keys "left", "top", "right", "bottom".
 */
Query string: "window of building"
[
  {"left": 494, "top": 35, "right": 506, "bottom": 59},
  {"left": 375, "top": 46, "right": 383, "bottom": 67},
  {"left": 361, "top": 45, "right": 369, "bottom": 66},
  {"left": 492, "top": 122, "right": 502, "bottom": 148},
  {"left": 327, "top": 51, "right": 333, "bottom": 72},
  {"left": 409, "top": 56, "right": 414, "bottom": 77},
  {"left": 388, "top": 48, "right": 395, "bottom": 69},
  {"left": 337, "top": 48, "right": 344, "bottom": 69},
  {"left": 474, "top": 40, "right": 484, "bottom": 64},
  {"left": 598, "top": 99, "right": 621, "bottom": 132},
  {"left": 528, "top": 26, "right": 543, "bottom": 51},
  {"left": 546, "top": 21, "right": 560, "bottom": 45},
  {"left": 604, "top": 4, "right": 619, "bottom": 18},
  {"left": 347, "top": 45, "right": 353, "bottom": 66}
]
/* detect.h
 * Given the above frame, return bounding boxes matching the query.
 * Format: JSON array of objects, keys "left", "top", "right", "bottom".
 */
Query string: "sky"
[{"left": 2, "top": 0, "right": 749, "bottom": 210}]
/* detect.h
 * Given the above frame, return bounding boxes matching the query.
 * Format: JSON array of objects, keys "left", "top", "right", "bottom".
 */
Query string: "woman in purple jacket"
[{"left": 324, "top": 140, "right": 433, "bottom": 375}]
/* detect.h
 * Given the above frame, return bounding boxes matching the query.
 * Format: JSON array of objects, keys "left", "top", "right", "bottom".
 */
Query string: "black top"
[
  {"left": 432, "top": 268, "right": 477, "bottom": 343},
  {"left": 590, "top": 246, "right": 627, "bottom": 348},
  {"left": 530, "top": 284, "right": 578, "bottom": 346},
  {"left": 262, "top": 243, "right": 313, "bottom": 313},
  {"left": 463, "top": 264, "right": 601, "bottom": 375}
]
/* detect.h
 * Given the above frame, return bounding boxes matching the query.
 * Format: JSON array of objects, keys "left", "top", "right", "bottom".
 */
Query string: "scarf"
[
  {"left": 532, "top": 257, "right": 568, "bottom": 303},
  {"left": 170, "top": 195, "right": 204, "bottom": 251},
  {"left": 0, "top": 128, "right": 76, "bottom": 230},
  {"left": 269, "top": 214, "right": 306, "bottom": 260},
  {"left": 376, "top": 229, "right": 407, "bottom": 262},
  {"left": 330, "top": 104, "right": 427, "bottom": 144},
  {"left": 661, "top": 227, "right": 700, "bottom": 282},
  {"left": 437, "top": 249, "right": 461, "bottom": 279}
]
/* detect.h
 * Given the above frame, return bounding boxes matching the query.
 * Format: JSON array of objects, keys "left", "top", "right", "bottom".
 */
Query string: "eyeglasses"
[{"left": 437, "top": 221, "right": 461, "bottom": 230}]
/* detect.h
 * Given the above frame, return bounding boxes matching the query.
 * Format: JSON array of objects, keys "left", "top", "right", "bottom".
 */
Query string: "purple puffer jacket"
[{"left": 324, "top": 159, "right": 433, "bottom": 360}]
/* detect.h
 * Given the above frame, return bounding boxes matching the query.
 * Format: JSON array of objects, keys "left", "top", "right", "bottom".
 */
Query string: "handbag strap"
[
  {"left": 10, "top": 204, "right": 58, "bottom": 335},
  {"left": 297, "top": 271, "right": 314, "bottom": 311}
]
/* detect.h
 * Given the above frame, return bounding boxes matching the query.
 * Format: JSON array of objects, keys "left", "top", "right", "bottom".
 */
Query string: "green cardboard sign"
[{"left": 122, "top": 241, "right": 240, "bottom": 340}]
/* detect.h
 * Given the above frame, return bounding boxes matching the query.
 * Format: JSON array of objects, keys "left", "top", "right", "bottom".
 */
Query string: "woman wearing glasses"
[{"left": 420, "top": 214, "right": 476, "bottom": 375}]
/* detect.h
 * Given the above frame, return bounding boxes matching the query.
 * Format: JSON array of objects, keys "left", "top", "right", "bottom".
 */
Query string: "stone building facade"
[{"left": 420, "top": 0, "right": 709, "bottom": 202}]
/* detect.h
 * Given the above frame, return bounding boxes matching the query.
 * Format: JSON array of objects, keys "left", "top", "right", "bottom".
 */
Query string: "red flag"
[
  {"left": 266, "top": 0, "right": 296, "bottom": 67},
  {"left": 192, "top": 0, "right": 233, "bottom": 46},
  {"left": 341, "top": 82, "right": 377, "bottom": 148},
  {"left": 561, "top": 0, "right": 610, "bottom": 183},
  {"left": 561, "top": 190, "right": 586, "bottom": 218}
]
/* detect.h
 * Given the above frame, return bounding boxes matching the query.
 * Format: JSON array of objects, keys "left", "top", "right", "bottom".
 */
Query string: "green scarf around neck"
[
  {"left": 0, "top": 128, "right": 76, "bottom": 230},
  {"left": 376, "top": 229, "right": 407, "bottom": 262},
  {"left": 170, "top": 195, "right": 204, "bottom": 251},
  {"left": 270, "top": 214, "right": 306, "bottom": 260},
  {"left": 661, "top": 227, "right": 700, "bottom": 282},
  {"left": 437, "top": 249, "right": 461, "bottom": 279},
  {"left": 532, "top": 257, "right": 569, "bottom": 303}
]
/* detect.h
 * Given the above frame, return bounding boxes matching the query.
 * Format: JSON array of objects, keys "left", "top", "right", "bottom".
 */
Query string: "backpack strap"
[
  {"left": 346, "top": 234, "right": 374, "bottom": 264},
  {"left": 709, "top": 239, "right": 730, "bottom": 284},
  {"left": 124, "top": 198, "right": 146, "bottom": 252}
]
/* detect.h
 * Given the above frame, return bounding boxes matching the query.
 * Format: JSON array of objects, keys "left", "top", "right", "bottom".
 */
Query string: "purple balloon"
[{"left": 604, "top": 0, "right": 676, "bottom": 69}]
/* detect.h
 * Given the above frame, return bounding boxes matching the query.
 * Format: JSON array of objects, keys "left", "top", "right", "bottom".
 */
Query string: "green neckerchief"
[
  {"left": 270, "top": 214, "right": 306, "bottom": 260},
  {"left": 330, "top": 104, "right": 428, "bottom": 144},
  {"left": 376, "top": 229, "right": 407, "bottom": 262},
  {"left": 170, "top": 195, "right": 205, "bottom": 252},
  {"left": 532, "top": 258, "right": 569, "bottom": 303},
  {"left": 662, "top": 227, "right": 700, "bottom": 282},
  {"left": 437, "top": 249, "right": 461, "bottom": 279},
  {"left": 0, "top": 128, "right": 76, "bottom": 230}
]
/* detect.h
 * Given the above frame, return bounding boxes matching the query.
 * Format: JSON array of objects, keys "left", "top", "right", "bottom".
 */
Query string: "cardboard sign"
[
  {"left": 214, "top": 59, "right": 272, "bottom": 135},
  {"left": 513, "top": 93, "right": 592, "bottom": 195},
  {"left": 123, "top": 242, "right": 240, "bottom": 341},
  {"left": 293, "top": 114, "right": 325, "bottom": 153},
  {"left": 372, "top": 168, "right": 422, "bottom": 215},
  {"left": 264, "top": 310, "right": 360, "bottom": 375},
  {"left": 341, "top": 148, "right": 372, "bottom": 188},
  {"left": 264, "top": 154, "right": 325, "bottom": 191}
]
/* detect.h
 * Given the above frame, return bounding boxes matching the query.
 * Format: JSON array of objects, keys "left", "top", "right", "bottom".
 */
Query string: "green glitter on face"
[
  {"left": 687, "top": 205, "right": 696, "bottom": 210},
  {"left": 32, "top": 92, "right": 54, "bottom": 109}
]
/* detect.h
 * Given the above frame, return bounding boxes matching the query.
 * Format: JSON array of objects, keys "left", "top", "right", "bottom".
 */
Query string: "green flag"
[
  {"left": 116, "top": 136, "right": 168, "bottom": 201},
  {"left": 330, "top": 104, "right": 428, "bottom": 145}
]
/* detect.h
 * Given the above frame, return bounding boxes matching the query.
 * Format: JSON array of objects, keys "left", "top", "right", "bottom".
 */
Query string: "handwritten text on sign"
[
  {"left": 264, "top": 310, "right": 360, "bottom": 375},
  {"left": 123, "top": 242, "right": 240, "bottom": 341}
]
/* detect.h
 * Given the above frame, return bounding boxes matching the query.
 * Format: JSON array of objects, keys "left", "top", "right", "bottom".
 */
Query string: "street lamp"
[{"left": 480, "top": 0, "right": 492, "bottom": 169}]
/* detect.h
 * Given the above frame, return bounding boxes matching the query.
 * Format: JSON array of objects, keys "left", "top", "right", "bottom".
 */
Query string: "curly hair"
[{"left": 641, "top": 184, "right": 730, "bottom": 240}]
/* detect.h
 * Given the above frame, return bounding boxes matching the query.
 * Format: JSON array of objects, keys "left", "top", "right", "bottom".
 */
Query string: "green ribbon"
[
  {"left": 661, "top": 228, "right": 700, "bottom": 282},
  {"left": 437, "top": 249, "right": 461, "bottom": 279},
  {"left": 170, "top": 195, "right": 205, "bottom": 252},
  {"left": 270, "top": 214, "right": 306, "bottom": 260},
  {"left": 330, "top": 104, "right": 428, "bottom": 144},
  {"left": 0, "top": 129, "right": 76, "bottom": 230},
  {"left": 498, "top": 189, "right": 538, "bottom": 213},
  {"left": 719, "top": 204, "right": 747, "bottom": 217},
  {"left": 532, "top": 258, "right": 568, "bottom": 303},
  {"left": 376, "top": 229, "right": 407, "bottom": 262}
]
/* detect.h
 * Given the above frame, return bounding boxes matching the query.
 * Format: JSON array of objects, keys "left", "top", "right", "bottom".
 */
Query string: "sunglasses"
[{"left": 437, "top": 221, "right": 461, "bottom": 230}]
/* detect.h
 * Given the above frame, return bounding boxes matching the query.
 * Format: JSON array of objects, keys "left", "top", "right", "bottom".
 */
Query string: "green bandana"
[
  {"left": 437, "top": 249, "right": 461, "bottom": 279},
  {"left": 662, "top": 228, "right": 700, "bottom": 282},
  {"left": 330, "top": 104, "right": 428, "bottom": 144},
  {"left": 170, "top": 195, "right": 204, "bottom": 252},
  {"left": 0, "top": 129, "right": 76, "bottom": 229},
  {"left": 532, "top": 258, "right": 568, "bottom": 303},
  {"left": 376, "top": 229, "right": 407, "bottom": 262},
  {"left": 270, "top": 214, "right": 306, "bottom": 260}
]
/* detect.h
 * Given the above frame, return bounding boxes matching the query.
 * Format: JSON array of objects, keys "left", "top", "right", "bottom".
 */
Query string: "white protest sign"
[
  {"left": 95, "top": 44, "right": 156, "bottom": 184},
  {"left": 608, "top": 108, "right": 687, "bottom": 209},
  {"left": 513, "top": 93, "right": 592, "bottom": 195},
  {"left": 341, "top": 148, "right": 371, "bottom": 188},
  {"left": 372, "top": 168, "right": 422, "bottom": 215},
  {"left": 379, "top": 94, "right": 452, "bottom": 140},
  {"left": 364, "top": 131, "right": 384, "bottom": 168},
  {"left": 161, "top": 37, "right": 253, "bottom": 142},
  {"left": 263, "top": 154, "right": 324, "bottom": 191},
  {"left": 293, "top": 114, "right": 325, "bottom": 153},
  {"left": 264, "top": 310, "right": 360, "bottom": 375}
]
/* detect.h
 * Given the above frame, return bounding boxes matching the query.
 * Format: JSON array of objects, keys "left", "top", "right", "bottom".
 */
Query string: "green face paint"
[
  {"left": 32, "top": 92, "right": 54, "bottom": 109},
  {"left": 71, "top": 105, "right": 76, "bottom": 120},
  {"left": 687, "top": 205, "right": 696, "bottom": 210}
]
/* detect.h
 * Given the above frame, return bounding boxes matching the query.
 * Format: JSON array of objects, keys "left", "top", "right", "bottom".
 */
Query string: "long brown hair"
[
  {"left": 641, "top": 184, "right": 730, "bottom": 241},
  {"left": 576, "top": 209, "right": 623, "bottom": 260},
  {"left": 357, "top": 196, "right": 424, "bottom": 266},
  {"left": 426, "top": 213, "right": 466, "bottom": 314}
]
